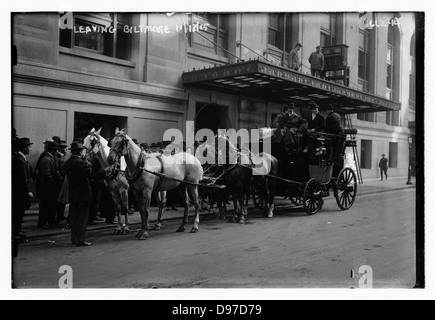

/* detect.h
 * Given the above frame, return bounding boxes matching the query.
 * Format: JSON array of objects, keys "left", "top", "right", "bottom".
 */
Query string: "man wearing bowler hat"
[
  {"left": 64, "top": 142, "right": 93, "bottom": 246},
  {"left": 12, "top": 137, "right": 34, "bottom": 257},
  {"left": 303, "top": 101, "right": 325, "bottom": 153},
  {"left": 36, "top": 141, "right": 62, "bottom": 229}
]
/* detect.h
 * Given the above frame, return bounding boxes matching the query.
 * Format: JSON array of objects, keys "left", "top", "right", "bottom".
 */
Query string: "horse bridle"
[{"left": 87, "top": 133, "right": 102, "bottom": 157}]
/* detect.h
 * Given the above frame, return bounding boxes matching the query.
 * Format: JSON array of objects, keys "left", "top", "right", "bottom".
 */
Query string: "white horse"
[
  {"left": 83, "top": 128, "right": 130, "bottom": 234},
  {"left": 108, "top": 128, "right": 204, "bottom": 240}
]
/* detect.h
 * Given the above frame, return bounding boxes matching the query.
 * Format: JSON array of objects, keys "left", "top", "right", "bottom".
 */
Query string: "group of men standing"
[
  {"left": 12, "top": 134, "right": 99, "bottom": 257},
  {"left": 288, "top": 43, "right": 325, "bottom": 79}
]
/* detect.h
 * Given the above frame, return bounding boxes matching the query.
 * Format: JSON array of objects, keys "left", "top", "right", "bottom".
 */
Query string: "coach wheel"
[
  {"left": 303, "top": 179, "right": 323, "bottom": 215},
  {"left": 251, "top": 184, "right": 267, "bottom": 210},
  {"left": 335, "top": 168, "right": 357, "bottom": 210}
]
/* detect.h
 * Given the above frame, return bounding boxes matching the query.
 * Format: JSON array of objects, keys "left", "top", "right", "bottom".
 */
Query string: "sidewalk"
[{"left": 19, "top": 176, "right": 416, "bottom": 240}]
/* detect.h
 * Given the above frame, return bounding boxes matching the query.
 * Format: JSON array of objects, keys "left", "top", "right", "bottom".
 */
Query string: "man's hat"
[
  {"left": 308, "top": 101, "right": 319, "bottom": 109},
  {"left": 316, "top": 45, "right": 321, "bottom": 49},
  {"left": 46, "top": 141, "right": 59, "bottom": 150},
  {"left": 17, "top": 137, "right": 33, "bottom": 149},
  {"left": 69, "top": 142, "right": 85, "bottom": 151},
  {"left": 295, "top": 43, "right": 302, "bottom": 48},
  {"left": 382, "top": 154, "right": 386, "bottom": 157},
  {"left": 140, "top": 143, "right": 149, "bottom": 149},
  {"left": 52, "top": 136, "right": 61, "bottom": 144},
  {"left": 58, "top": 140, "right": 68, "bottom": 148},
  {"left": 43, "top": 138, "right": 54, "bottom": 145},
  {"left": 324, "top": 104, "right": 334, "bottom": 111}
]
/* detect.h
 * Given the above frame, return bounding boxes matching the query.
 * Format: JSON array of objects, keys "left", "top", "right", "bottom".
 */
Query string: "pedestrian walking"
[
  {"left": 379, "top": 154, "right": 389, "bottom": 181},
  {"left": 64, "top": 142, "right": 94, "bottom": 247},
  {"left": 308, "top": 46, "right": 325, "bottom": 78}
]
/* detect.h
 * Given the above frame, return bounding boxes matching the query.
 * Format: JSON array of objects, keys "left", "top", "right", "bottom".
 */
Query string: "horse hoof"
[
  {"left": 138, "top": 234, "right": 148, "bottom": 240},
  {"left": 239, "top": 218, "right": 246, "bottom": 225},
  {"left": 190, "top": 227, "right": 199, "bottom": 233},
  {"left": 176, "top": 227, "right": 185, "bottom": 233},
  {"left": 153, "top": 225, "right": 161, "bottom": 231},
  {"left": 267, "top": 213, "right": 274, "bottom": 218}
]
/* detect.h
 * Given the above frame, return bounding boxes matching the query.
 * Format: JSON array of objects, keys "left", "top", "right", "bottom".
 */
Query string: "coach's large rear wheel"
[
  {"left": 335, "top": 168, "right": 357, "bottom": 210},
  {"left": 303, "top": 179, "right": 323, "bottom": 215}
]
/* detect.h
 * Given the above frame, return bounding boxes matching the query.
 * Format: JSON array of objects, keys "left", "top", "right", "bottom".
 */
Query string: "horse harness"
[
  {"left": 89, "top": 134, "right": 124, "bottom": 183},
  {"left": 124, "top": 151, "right": 166, "bottom": 192}
]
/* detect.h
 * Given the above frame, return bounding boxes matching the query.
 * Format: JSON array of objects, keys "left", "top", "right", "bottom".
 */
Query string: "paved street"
[{"left": 12, "top": 182, "right": 416, "bottom": 289}]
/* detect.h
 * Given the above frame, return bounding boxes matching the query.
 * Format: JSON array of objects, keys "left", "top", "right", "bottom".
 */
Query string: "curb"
[{"left": 23, "top": 184, "right": 416, "bottom": 241}]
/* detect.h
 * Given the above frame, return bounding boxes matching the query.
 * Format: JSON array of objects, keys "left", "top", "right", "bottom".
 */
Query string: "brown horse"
[
  {"left": 108, "top": 128, "right": 204, "bottom": 240},
  {"left": 83, "top": 128, "right": 130, "bottom": 234}
]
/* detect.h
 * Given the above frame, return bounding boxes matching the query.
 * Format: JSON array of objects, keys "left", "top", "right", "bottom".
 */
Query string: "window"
[
  {"left": 190, "top": 13, "right": 229, "bottom": 57},
  {"left": 60, "top": 13, "right": 132, "bottom": 61},
  {"left": 389, "top": 142, "right": 398, "bottom": 168},
  {"left": 268, "top": 14, "right": 284, "bottom": 49},
  {"left": 357, "top": 112, "right": 375, "bottom": 122},
  {"left": 358, "top": 29, "right": 370, "bottom": 83},
  {"left": 320, "top": 13, "right": 338, "bottom": 47},
  {"left": 360, "top": 140, "right": 372, "bottom": 169}
]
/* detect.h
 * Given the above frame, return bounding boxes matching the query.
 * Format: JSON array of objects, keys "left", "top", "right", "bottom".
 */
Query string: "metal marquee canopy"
[{"left": 182, "top": 59, "right": 401, "bottom": 114}]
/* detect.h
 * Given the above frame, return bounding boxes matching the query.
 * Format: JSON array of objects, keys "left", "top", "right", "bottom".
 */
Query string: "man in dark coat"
[
  {"left": 55, "top": 140, "right": 68, "bottom": 222},
  {"left": 324, "top": 104, "right": 344, "bottom": 135},
  {"left": 272, "top": 103, "right": 307, "bottom": 150},
  {"left": 303, "top": 101, "right": 325, "bottom": 153},
  {"left": 64, "top": 142, "right": 93, "bottom": 246},
  {"left": 36, "top": 141, "right": 62, "bottom": 229},
  {"left": 12, "top": 137, "right": 33, "bottom": 257},
  {"left": 379, "top": 154, "right": 389, "bottom": 181},
  {"left": 324, "top": 104, "right": 345, "bottom": 158}
]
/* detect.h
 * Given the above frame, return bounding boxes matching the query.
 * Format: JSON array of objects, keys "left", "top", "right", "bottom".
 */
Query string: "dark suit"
[
  {"left": 325, "top": 112, "right": 344, "bottom": 135},
  {"left": 379, "top": 158, "right": 389, "bottom": 180},
  {"left": 303, "top": 113, "right": 325, "bottom": 151},
  {"left": 305, "top": 113, "right": 325, "bottom": 132},
  {"left": 12, "top": 152, "right": 32, "bottom": 257},
  {"left": 36, "top": 152, "right": 61, "bottom": 228},
  {"left": 64, "top": 155, "right": 92, "bottom": 244}
]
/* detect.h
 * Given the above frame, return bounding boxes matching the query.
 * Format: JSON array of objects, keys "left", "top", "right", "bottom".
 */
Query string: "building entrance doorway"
[
  {"left": 195, "top": 103, "right": 231, "bottom": 135},
  {"left": 74, "top": 112, "right": 128, "bottom": 141}
]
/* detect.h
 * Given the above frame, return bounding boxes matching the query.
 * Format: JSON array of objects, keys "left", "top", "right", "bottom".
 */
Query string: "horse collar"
[{"left": 125, "top": 151, "right": 145, "bottom": 182}]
